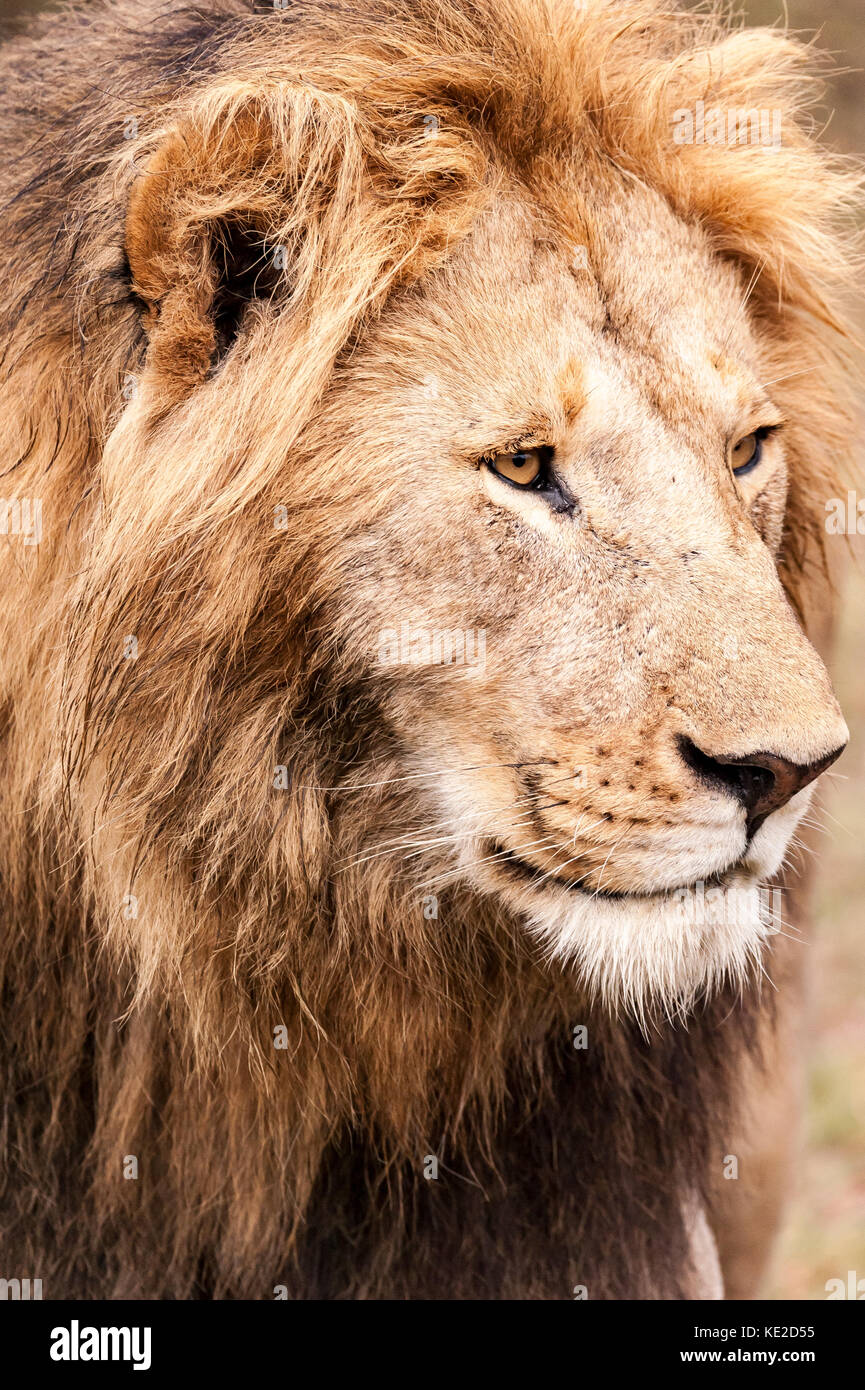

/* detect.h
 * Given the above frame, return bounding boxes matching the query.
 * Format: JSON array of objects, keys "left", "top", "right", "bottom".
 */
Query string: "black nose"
[{"left": 678, "top": 737, "right": 846, "bottom": 836}]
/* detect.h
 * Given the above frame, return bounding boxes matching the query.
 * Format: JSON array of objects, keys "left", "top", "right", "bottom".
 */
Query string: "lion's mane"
[{"left": 0, "top": 0, "right": 859, "bottom": 1297}]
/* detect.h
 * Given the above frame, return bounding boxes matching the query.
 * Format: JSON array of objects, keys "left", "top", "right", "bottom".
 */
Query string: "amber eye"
[
  {"left": 486, "top": 446, "right": 550, "bottom": 489},
  {"left": 730, "top": 431, "right": 764, "bottom": 477}
]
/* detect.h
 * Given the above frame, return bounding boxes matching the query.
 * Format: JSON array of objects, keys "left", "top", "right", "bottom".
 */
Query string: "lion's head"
[
  {"left": 295, "top": 184, "right": 851, "bottom": 1016},
  {"left": 87, "top": 0, "right": 850, "bottom": 1019},
  {"left": 3, "top": 0, "right": 862, "bottom": 1301}
]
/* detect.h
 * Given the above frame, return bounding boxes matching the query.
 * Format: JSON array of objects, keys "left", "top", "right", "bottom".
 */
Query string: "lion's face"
[
  {"left": 320, "top": 181, "right": 847, "bottom": 1011},
  {"left": 109, "top": 4, "right": 857, "bottom": 1022}
]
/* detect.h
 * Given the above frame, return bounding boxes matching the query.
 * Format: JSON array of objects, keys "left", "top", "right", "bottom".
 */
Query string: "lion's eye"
[
  {"left": 730, "top": 430, "right": 764, "bottom": 477},
  {"left": 486, "top": 446, "right": 550, "bottom": 489}
]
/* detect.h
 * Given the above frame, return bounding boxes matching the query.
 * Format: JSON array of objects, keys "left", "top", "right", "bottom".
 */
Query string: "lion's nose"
[{"left": 677, "top": 737, "right": 847, "bottom": 836}]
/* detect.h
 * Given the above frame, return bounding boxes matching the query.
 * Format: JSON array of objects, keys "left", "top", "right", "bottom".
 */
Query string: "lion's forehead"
[{"left": 368, "top": 183, "right": 763, "bottom": 453}]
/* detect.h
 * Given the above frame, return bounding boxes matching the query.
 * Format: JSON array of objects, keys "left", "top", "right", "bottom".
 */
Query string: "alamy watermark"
[
  {"left": 0, "top": 496, "right": 42, "bottom": 546},
  {"left": 50, "top": 1321, "right": 151, "bottom": 1370},
  {"left": 825, "top": 491, "right": 865, "bottom": 535},
  {"left": 673, "top": 879, "right": 782, "bottom": 929},
  {"left": 0, "top": 1277, "right": 42, "bottom": 1299},
  {"left": 825, "top": 1271, "right": 864, "bottom": 1299},
  {"left": 672, "top": 101, "right": 782, "bottom": 151},
  {"left": 377, "top": 622, "right": 486, "bottom": 670}
]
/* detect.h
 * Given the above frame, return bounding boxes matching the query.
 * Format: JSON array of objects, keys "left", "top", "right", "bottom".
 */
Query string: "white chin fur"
[
  {"left": 481, "top": 786, "right": 813, "bottom": 1023},
  {"left": 526, "top": 873, "right": 774, "bottom": 1024}
]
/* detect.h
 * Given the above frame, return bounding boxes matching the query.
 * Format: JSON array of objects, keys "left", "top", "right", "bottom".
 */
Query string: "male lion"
[{"left": 0, "top": 0, "right": 860, "bottom": 1300}]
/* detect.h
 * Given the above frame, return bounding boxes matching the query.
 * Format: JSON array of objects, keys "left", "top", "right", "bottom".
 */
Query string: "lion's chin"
[
  {"left": 524, "top": 873, "right": 774, "bottom": 1023},
  {"left": 476, "top": 794, "right": 810, "bottom": 1022}
]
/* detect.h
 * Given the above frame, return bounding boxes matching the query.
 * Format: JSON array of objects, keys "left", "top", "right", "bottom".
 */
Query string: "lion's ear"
[
  {"left": 125, "top": 110, "right": 300, "bottom": 400},
  {"left": 123, "top": 83, "right": 482, "bottom": 413},
  {"left": 124, "top": 87, "right": 369, "bottom": 404},
  {"left": 126, "top": 133, "right": 277, "bottom": 386}
]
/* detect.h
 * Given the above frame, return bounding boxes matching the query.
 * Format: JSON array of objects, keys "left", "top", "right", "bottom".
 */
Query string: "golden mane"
[{"left": 0, "top": 0, "right": 861, "bottom": 1298}]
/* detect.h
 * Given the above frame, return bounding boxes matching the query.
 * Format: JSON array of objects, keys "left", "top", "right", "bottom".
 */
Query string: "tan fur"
[{"left": 0, "top": 0, "right": 861, "bottom": 1299}]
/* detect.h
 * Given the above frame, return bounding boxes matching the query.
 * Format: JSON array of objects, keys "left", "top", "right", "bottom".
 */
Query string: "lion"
[{"left": 0, "top": 0, "right": 860, "bottom": 1300}]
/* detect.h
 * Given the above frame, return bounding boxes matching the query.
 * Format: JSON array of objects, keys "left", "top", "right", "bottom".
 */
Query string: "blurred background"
[
  {"left": 724, "top": 0, "right": 865, "bottom": 1303},
  {"left": 1, "top": 0, "right": 862, "bottom": 1299}
]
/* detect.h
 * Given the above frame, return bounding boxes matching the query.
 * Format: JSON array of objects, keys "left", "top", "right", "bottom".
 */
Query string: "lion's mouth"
[
  {"left": 487, "top": 839, "right": 734, "bottom": 902},
  {"left": 488, "top": 839, "right": 623, "bottom": 898}
]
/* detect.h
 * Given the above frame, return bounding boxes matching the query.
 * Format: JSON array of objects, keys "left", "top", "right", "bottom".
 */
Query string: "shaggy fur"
[{"left": 0, "top": 0, "right": 861, "bottom": 1299}]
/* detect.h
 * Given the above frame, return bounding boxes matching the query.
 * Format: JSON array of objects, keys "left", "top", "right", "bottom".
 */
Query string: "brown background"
[
  {"left": 1, "top": 0, "right": 862, "bottom": 1299},
  {"left": 726, "top": 0, "right": 865, "bottom": 1302}
]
